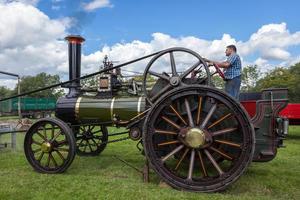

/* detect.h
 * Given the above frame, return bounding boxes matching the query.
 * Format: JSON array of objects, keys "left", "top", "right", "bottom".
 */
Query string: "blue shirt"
[{"left": 224, "top": 53, "right": 242, "bottom": 79}]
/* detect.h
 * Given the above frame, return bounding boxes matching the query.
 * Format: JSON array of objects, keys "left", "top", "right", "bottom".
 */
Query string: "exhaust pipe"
[{"left": 65, "top": 35, "right": 85, "bottom": 98}]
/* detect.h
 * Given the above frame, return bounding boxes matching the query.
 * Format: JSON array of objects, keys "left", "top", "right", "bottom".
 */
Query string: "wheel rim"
[
  {"left": 24, "top": 119, "right": 75, "bottom": 172},
  {"left": 143, "top": 85, "right": 254, "bottom": 192},
  {"left": 142, "top": 47, "right": 211, "bottom": 104},
  {"left": 75, "top": 125, "right": 108, "bottom": 156}
]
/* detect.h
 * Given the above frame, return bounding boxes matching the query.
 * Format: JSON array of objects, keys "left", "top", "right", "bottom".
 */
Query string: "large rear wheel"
[{"left": 143, "top": 85, "right": 254, "bottom": 192}]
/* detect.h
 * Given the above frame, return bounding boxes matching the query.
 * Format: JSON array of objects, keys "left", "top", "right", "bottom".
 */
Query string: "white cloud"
[
  {"left": 0, "top": 2, "right": 300, "bottom": 89},
  {"left": 0, "top": 0, "right": 39, "bottom": 6},
  {"left": 261, "top": 47, "right": 290, "bottom": 60},
  {"left": 0, "top": 2, "right": 69, "bottom": 89},
  {"left": 254, "top": 58, "right": 268, "bottom": 66},
  {"left": 239, "top": 23, "right": 300, "bottom": 60},
  {"left": 83, "top": 0, "right": 113, "bottom": 12}
]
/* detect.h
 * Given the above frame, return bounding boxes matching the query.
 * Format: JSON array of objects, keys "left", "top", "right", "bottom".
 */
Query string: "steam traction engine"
[{"left": 23, "top": 35, "right": 288, "bottom": 192}]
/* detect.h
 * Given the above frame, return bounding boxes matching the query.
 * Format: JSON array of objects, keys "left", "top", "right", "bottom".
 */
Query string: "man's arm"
[
  {"left": 205, "top": 54, "right": 237, "bottom": 69},
  {"left": 212, "top": 61, "right": 230, "bottom": 68}
]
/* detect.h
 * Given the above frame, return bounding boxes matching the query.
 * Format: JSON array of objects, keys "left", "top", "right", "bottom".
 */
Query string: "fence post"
[{"left": 11, "top": 132, "right": 16, "bottom": 150}]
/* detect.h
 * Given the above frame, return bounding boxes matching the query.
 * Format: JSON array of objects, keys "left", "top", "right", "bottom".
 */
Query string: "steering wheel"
[
  {"left": 213, "top": 65, "right": 225, "bottom": 80},
  {"left": 142, "top": 47, "right": 211, "bottom": 104}
]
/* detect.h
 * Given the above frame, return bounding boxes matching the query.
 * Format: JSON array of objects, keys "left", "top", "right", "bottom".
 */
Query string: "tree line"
[{"left": 0, "top": 73, "right": 63, "bottom": 99}]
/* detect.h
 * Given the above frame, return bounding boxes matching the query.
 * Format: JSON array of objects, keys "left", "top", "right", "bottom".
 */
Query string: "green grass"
[{"left": 0, "top": 126, "right": 299, "bottom": 200}]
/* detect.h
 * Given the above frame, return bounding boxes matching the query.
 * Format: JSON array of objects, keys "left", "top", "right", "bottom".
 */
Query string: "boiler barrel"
[{"left": 56, "top": 96, "right": 146, "bottom": 123}]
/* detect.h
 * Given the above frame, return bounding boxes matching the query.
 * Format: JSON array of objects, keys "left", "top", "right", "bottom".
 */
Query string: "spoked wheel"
[
  {"left": 75, "top": 125, "right": 108, "bottom": 156},
  {"left": 143, "top": 85, "right": 254, "bottom": 192},
  {"left": 24, "top": 118, "right": 76, "bottom": 173},
  {"left": 143, "top": 47, "right": 211, "bottom": 104}
]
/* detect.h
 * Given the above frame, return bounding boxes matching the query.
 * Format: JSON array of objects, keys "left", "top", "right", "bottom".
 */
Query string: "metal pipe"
[
  {"left": 0, "top": 71, "right": 19, "bottom": 77},
  {"left": 283, "top": 118, "right": 289, "bottom": 135},
  {"left": 65, "top": 35, "right": 85, "bottom": 98},
  {"left": 17, "top": 77, "right": 21, "bottom": 119}
]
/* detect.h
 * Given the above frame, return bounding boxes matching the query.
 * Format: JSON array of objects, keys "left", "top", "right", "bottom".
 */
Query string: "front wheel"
[{"left": 24, "top": 118, "right": 76, "bottom": 173}]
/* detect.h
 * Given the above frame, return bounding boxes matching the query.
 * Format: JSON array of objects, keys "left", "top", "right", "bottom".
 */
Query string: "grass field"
[{"left": 0, "top": 126, "right": 299, "bottom": 200}]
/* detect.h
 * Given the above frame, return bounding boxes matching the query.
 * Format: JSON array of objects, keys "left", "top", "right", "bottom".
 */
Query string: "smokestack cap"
[{"left": 65, "top": 35, "right": 85, "bottom": 44}]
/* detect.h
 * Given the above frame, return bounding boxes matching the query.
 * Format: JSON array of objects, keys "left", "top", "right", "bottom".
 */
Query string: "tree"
[
  {"left": 0, "top": 86, "right": 12, "bottom": 98},
  {"left": 13, "top": 73, "right": 64, "bottom": 99},
  {"left": 255, "top": 66, "right": 299, "bottom": 102},
  {"left": 211, "top": 75, "right": 224, "bottom": 89},
  {"left": 289, "top": 62, "right": 300, "bottom": 102},
  {"left": 241, "top": 65, "right": 260, "bottom": 92}
]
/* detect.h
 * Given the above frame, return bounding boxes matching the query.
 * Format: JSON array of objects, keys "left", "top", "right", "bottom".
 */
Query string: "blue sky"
[
  {"left": 36, "top": 0, "right": 300, "bottom": 54},
  {"left": 0, "top": 0, "right": 300, "bottom": 87}
]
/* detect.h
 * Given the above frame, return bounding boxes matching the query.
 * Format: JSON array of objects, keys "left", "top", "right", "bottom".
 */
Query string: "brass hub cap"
[
  {"left": 41, "top": 142, "right": 52, "bottom": 153},
  {"left": 184, "top": 128, "right": 206, "bottom": 148}
]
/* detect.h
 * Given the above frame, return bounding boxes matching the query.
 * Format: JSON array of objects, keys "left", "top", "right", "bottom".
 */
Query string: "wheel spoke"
[
  {"left": 180, "top": 61, "right": 201, "bottom": 79},
  {"left": 214, "top": 139, "right": 241, "bottom": 148},
  {"left": 93, "top": 129, "right": 103, "bottom": 134},
  {"left": 56, "top": 150, "right": 65, "bottom": 161},
  {"left": 49, "top": 153, "right": 58, "bottom": 167},
  {"left": 149, "top": 70, "right": 170, "bottom": 81},
  {"left": 80, "top": 127, "right": 85, "bottom": 132},
  {"left": 33, "top": 148, "right": 41, "bottom": 153},
  {"left": 93, "top": 135, "right": 104, "bottom": 140},
  {"left": 161, "top": 145, "right": 184, "bottom": 162},
  {"left": 43, "top": 125, "right": 47, "bottom": 140},
  {"left": 36, "top": 132, "right": 47, "bottom": 141},
  {"left": 77, "top": 139, "right": 84, "bottom": 147},
  {"left": 32, "top": 140, "right": 42, "bottom": 146},
  {"left": 90, "top": 125, "right": 95, "bottom": 131},
  {"left": 208, "top": 113, "right": 233, "bottom": 129},
  {"left": 51, "top": 125, "right": 55, "bottom": 139},
  {"left": 196, "top": 96, "right": 202, "bottom": 126},
  {"left": 209, "top": 147, "right": 233, "bottom": 160},
  {"left": 187, "top": 149, "right": 195, "bottom": 180},
  {"left": 157, "top": 140, "right": 180, "bottom": 147},
  {"left": 91, "top": 138, "right": 98, "bottom": 146},
  {"left": 87, "top": 140, "right": 93, "bottom": 152},
  {"left": 169, "top": 52, "right": 177, "bottom": 76},
  {"left": 83, "top": 141, "right": 88, "bottom": 152},
  {"left": 155, "top": 129, "right": 177, "bottom": 135},
  {"left": 57, "top": 140, "right": 68, "bottom": 146},
  {"left": 169, "top": 105, "right": 187, "bottom": 126},
  {"left": 184, "top": 98, "right": 194, "bottom": 127},
  {"left": 161, "top": 116, "right": 181, "bottom": 130},
  {"left": 200, "top": 103, "right": 217, "bottom": 129},
  {"left": 51, "top": 130, "right": 62, "bottom": 142},
  {"left": 211, "top": 127, "right": 237, "bottom": 137},
  {"left": 54, "top": 147, "right": 69, "bottom": 152},
  {"left": 197, "top": 150, "right": 208, "bottom": 177},
  {"left": 46, "top": 153, "right": 51, "bottom": 167},
  {"left": 204, "top": 149, "right": 224, "bottom": 175},
  {"left": 76, "top": 136, "right": 84, "bottom": 140},
  {"left": 175, "top": 148, "right": 189, "bottom": 171},
  {"left": 37, "top": 152, "right": 44, "bottom": 162},
  {"left": 150, "top": 84, "right": 172, "bottom": 103}
]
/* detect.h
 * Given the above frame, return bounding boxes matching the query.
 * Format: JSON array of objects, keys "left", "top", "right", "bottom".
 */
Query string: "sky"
[{"left": 0, "top": 0, "right": 300, "bottom": 89}]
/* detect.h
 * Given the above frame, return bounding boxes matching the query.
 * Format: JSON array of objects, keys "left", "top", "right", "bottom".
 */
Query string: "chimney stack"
[{"left": 65, "top": 35, "right": 85, "bottom": 98}]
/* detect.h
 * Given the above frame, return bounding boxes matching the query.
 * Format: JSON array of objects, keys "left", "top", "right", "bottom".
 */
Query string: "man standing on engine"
[{"left": 210, "top": 45, "right": 242, "bottom": 100}]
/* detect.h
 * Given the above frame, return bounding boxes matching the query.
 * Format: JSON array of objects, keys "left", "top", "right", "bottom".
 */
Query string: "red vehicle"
[
  {"left": 240, "top": 91, "right": 300, "bottom": 126},
  {"left": 279, "top": 103, "right": 300, "bottom": 125}
]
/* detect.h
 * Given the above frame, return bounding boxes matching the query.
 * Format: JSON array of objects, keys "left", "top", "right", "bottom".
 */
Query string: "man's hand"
[
  {"left": 202, "top": 58, "right": 211, "bottom": 63},
  {"left": 207, "top": 62, "right": 214, "bottom": 66}
]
